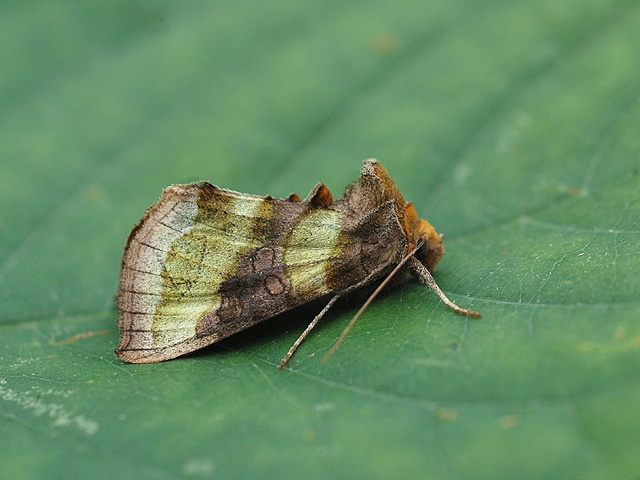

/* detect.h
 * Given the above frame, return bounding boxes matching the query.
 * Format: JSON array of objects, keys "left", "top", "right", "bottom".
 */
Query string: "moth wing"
[
  {"left": 209, "top": 198, "right": 409, "bottom": 332},
  {"left": 284, "top": 199, "right": 408, "bottom": 295},
  {"left": 116, "top": 182, "right": 275, "bottom": 363},
  {"left": 116, "top": 182, "right": 407, "bottom": 363}
]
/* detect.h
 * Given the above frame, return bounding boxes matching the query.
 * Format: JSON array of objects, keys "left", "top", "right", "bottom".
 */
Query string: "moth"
[{"left": 116, "top": 159, "right": 480, "bottom": 367}]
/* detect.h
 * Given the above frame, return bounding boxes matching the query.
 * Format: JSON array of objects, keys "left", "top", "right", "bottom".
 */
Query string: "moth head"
[
  {"left": 414, "top": 218, "right": 445, "bottom": 272},
  {"left": 403, "top": 202, "right": 444, "bottom": 272}
]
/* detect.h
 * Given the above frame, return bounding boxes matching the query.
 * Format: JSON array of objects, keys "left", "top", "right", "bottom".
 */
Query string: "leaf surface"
[{"left": 1, "top": 2, "right": 639, "bottom": 478}]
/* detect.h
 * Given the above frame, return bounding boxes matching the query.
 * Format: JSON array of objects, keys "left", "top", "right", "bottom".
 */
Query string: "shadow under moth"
[{"left": 116, "top": 159, "right": 480, "bottom": 367}]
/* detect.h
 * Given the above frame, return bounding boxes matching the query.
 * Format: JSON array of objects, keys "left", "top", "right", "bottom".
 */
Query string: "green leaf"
[{"left": 1, "top": 1, "right": 639, "bottom": 478}]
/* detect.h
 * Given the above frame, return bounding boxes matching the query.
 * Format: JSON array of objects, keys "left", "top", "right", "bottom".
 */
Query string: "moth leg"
[
  {"left": 409, "top": 257, "right": 481, "bottom": 318},
  {"left": 279, "top": 294, "right": 341, "bottom": 369}
]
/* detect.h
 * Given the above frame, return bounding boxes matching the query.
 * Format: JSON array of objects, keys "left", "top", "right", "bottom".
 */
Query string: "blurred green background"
[{"left": 1, "top": 1, "right": 639, "bottom": 478}]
